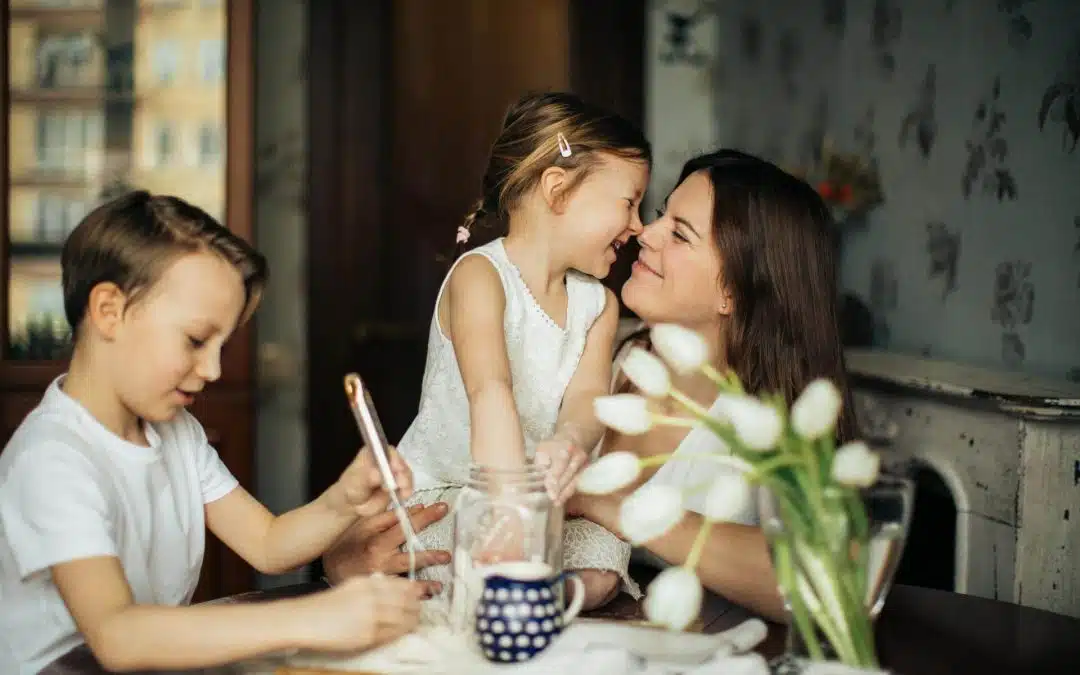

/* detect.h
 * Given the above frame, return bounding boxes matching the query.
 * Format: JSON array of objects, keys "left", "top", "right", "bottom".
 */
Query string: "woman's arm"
[
  {"left": 577, "top": 492, "right": 785, "bottom": 621},
  {"left": 444, "top": 255, "right": 526, "bottom": 469},
  {"left": 323, "top": 502, "right": 451, "bottom": 586}
]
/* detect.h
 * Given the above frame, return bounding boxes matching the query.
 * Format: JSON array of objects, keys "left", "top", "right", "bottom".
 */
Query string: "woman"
[
  {"left": 572, "top": 149, "right": 856, "bottom": 621},
  {"left": 324, "top": 149, "right": 856, "bottom": 621}
]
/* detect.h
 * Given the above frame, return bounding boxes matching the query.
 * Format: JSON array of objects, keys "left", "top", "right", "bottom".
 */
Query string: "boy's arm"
[
  {"left": 52, "top": 556, "right": 423, "bottom": 671},
  {"left": 0, "top": 446, "right": 400, "bottom": 671},
  {"left": 445, "top": 254, "right": 526, "bottom": 469},
  {"left": 552, "top": 287, "right": 620, "bottom": 452},
  {"left": 51, "top": 556, "right": 315, "bottom": 671},
  {"left": 205, "top": 487, "right": 356, "bottom": 575},
  {"left": 205, "top": 446, "right": 412, "bottom": 575}
]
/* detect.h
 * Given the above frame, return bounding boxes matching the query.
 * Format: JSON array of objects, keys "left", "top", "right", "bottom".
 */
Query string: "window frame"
[{"left": 0, "top": 0, "right": 255, "bottom": 387}]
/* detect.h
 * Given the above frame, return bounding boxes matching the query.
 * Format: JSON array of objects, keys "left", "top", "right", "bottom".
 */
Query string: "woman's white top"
[
  {"left": 398, "top": 238, "right": 608, "bottom": 489},
  {"left": 612, "top": 336, "right": 760, "bottom": 526}
]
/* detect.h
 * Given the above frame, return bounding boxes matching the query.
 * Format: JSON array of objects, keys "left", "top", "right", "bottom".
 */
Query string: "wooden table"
[{"left": 42, "top": 575, "right": 1080, "bottom": 674}]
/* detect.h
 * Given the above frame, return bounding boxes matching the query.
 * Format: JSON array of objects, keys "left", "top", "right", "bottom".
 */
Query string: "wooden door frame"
[
  {"left": 306, "top": 0, "right": 646, "bottom": 505},
  {"left": 307, "top": 0, "right": 392, "bottom": 512}
]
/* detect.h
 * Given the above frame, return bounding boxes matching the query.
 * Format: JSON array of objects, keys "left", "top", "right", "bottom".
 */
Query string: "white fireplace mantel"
[{"left": 846, "top": 348, "right": 1080, "bottom": 619}]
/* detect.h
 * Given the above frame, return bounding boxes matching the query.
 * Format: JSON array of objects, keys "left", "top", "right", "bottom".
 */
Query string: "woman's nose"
[{"left": 637, "top": 220, "right": 663, "bottom": 250}]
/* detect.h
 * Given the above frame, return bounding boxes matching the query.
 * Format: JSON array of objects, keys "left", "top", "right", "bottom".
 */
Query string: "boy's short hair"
[{"left": 61, "top": 190, "right": 268, "bottom": 334}]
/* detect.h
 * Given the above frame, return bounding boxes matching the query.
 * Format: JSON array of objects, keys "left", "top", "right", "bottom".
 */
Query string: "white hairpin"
[{"left": 557, "top": 133, "right": 572, "bottom": 158}]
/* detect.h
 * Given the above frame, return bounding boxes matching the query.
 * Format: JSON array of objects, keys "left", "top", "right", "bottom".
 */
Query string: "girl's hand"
[
  {"left": 295, "top": 575, "right": 424, "bottom": 652},
  {"left": 327, "top": 446, "right": 414, "bottom": 518},
  {"left": 535, "top": 438, "right": 588, "bottom": 506},
  {"left": 564, "top": 492, "right": 590, "bottom": 518}
]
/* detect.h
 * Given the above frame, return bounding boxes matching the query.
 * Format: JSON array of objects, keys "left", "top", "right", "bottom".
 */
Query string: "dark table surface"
[{"left": 43, "top": 573, "right": 1080, "bottom": 674}]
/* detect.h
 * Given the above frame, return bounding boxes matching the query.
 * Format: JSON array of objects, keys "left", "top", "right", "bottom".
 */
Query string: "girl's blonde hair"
[{"left": 458, "top": 92, "right": 651, "bottom": 250}]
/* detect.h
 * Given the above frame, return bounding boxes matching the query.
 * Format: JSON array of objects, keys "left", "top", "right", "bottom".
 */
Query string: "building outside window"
[
  {"left": 198, "top": 39, "right": 224, "bottom": 84},
  {"left": 152, "top": 40, "right": 180, "bottom": 85}
]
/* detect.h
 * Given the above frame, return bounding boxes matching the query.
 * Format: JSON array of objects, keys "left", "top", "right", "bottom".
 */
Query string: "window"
[
  {"left": 152, "top": 40, "right": 180, "bottom": 85},
  {"left": 36, "top": 34, "right": 96, "bottom": 88},
  {"left": 198, "top": 40, "right": 224, "bottom": 84},
  {"left": 6, "top": 0, "right": 232, "bottom": 362},
  {"left": 154, "top": 122, "right": 176, "bottom": 166},
  {"left": 197, "top": 124, "right": 223, "bottom": 166},
  {"left": 31, "top": 195, "right": 85, "bottom": 243},
  {"left": 35, "top": 112, "right": 103, "bottom": 171}
]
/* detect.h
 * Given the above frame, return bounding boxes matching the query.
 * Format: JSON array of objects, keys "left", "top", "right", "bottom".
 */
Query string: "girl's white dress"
[{"left": 396, "top": 238, "right": 640, "bottom": 599}]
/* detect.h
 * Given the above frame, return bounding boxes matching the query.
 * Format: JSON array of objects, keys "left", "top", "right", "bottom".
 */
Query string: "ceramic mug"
[{"left": 474, "top": 561, "right": 585, "bottom": 663}]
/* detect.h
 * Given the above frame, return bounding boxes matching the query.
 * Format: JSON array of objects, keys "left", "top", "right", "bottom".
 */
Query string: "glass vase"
[{"left": 759, "top": 474, "right": 914, "bottom": 671}]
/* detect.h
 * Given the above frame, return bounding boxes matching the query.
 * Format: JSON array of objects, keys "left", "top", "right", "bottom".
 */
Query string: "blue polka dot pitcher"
[{"left": 474, "top": 561, "right": 585, "bottom": 663}]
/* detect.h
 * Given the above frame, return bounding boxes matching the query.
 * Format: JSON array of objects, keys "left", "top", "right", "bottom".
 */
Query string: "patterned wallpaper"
[{"left": 645, "top": 0, "right": 1080, "bottom": 381}]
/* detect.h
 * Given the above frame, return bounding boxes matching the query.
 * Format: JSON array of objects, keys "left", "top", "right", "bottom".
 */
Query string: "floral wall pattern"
[{"left": 646, "top": 0, "right": 1080, "bottom": 380}]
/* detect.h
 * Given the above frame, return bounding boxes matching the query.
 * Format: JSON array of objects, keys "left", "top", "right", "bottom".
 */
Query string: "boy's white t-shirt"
[{"left": 0, "top": 377, "right": 239, "bottom": 674}]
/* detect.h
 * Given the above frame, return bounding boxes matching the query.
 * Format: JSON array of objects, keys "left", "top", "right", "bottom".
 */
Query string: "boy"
[{"left": 0, "top": 192, "right": 423, "bottom": 673}]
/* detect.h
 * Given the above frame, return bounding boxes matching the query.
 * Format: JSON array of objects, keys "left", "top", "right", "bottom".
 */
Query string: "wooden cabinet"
[{"left": 1, "top": 0, "right": 256, "bottom": 602}]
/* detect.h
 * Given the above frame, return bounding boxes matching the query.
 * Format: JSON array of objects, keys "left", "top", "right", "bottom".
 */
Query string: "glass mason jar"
[{"left": 449, "top": 461, "right": 564, "bottom": 631}]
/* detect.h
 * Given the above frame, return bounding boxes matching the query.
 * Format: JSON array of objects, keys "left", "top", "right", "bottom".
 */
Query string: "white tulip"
[
  {"left": 619, "top": 483, "right": 685, "bottom": 544},
  {"left": 831, "top": 441, "right": 881, "bottom": 488},
  {"left": 702, "top": 472, "right": 753, "bottom": 522},
  {"left": 643, "top": 566, "right": 703, "bottom": 631},
  {"left": 621, "top": 347, "right": 672, "bottom": 398},
  {"left": 593, "top": 394, "right": 653, "bottom": 435},
  {"left": 576, "top": 452, "right": 642, "bottom": 495},
  {"left": 791, "top": 378, "right": 843, "bottom": 440},
  {"left": 714, "top": 395, "right": 782, "bottom": 451},
  {"left": 651, "top": 323, "right": 710, "bottom": 374}
]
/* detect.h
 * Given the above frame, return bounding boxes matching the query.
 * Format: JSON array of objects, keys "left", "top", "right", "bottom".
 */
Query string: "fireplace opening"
[{"left": 894, "top": 463, "right": 956, "bottom": 592}]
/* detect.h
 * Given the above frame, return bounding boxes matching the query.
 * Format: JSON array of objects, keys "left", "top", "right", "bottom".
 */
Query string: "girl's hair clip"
[
  {"left": 557, "top": 133, "right": 572, "bottom": 158},
  {"left": 456, "top": 226, "right": 471, "bottom": 244}
]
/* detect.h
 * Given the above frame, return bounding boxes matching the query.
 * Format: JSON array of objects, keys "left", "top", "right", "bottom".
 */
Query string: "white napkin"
[{"left": 278, "top": 619, "right": 890, "bottom": 675}]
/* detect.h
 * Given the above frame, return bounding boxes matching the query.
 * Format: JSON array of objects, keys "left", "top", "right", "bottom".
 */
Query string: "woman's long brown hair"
[{"left": 627, "top": 149, "right": 857, "bottom": 443}]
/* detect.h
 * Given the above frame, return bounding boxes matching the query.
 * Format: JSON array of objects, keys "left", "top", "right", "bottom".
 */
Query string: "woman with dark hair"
[
  {"left": 325, "top": 149, "right": 855, "bottom": 621},
  {"left": 567, "top": 148, "right": 857, "bottom": 621}
]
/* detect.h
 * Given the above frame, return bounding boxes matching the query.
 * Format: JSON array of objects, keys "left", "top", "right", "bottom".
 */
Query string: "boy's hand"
[
  {"left": 326, "top": 446, "right": 414, "bottom": 518},
  {"left": 296, "top": 575, "right": 423, "bottom": 652},
  {"left": 535, "top": 438, "right": 588, "bottom": 506}
]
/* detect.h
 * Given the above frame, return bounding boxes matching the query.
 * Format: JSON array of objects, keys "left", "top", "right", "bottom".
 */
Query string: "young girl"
[
  {"left": 393, "top": 92, "right": 651, "bottom": 611},
  {"left": 0, "top": 192, "right": 424, "bottom": 674}
]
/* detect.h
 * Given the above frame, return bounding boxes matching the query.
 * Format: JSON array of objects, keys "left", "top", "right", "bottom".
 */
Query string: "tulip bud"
[
  {"left": 702, "top": 472, "right": 753, "bottom": 522},
  {"left": 593, "top": 395, "right": 654, "bottom": 435},
  {"left": 621, "top": 347, "right": 672, "bottom": 398},
  {"left": 714, "top": 395, "right": 782, "bottom": 451},
  {"left": 619, "top": 483, "right": 685, "bottom": 544},
  {"left": 643, "top": 566, "right": 703, "bottom": 631},
  {"left": 576, "top": 452, "right": 642, "bottom": 495},
  {"left": 831, "top": 441, "right": 881, "bottom": 488},
  {"left": 651, "top": 323, "right": 710, "bottom": 374},
  {"left": 791, "top": 378, "right": 843, "bottom": 440}
]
